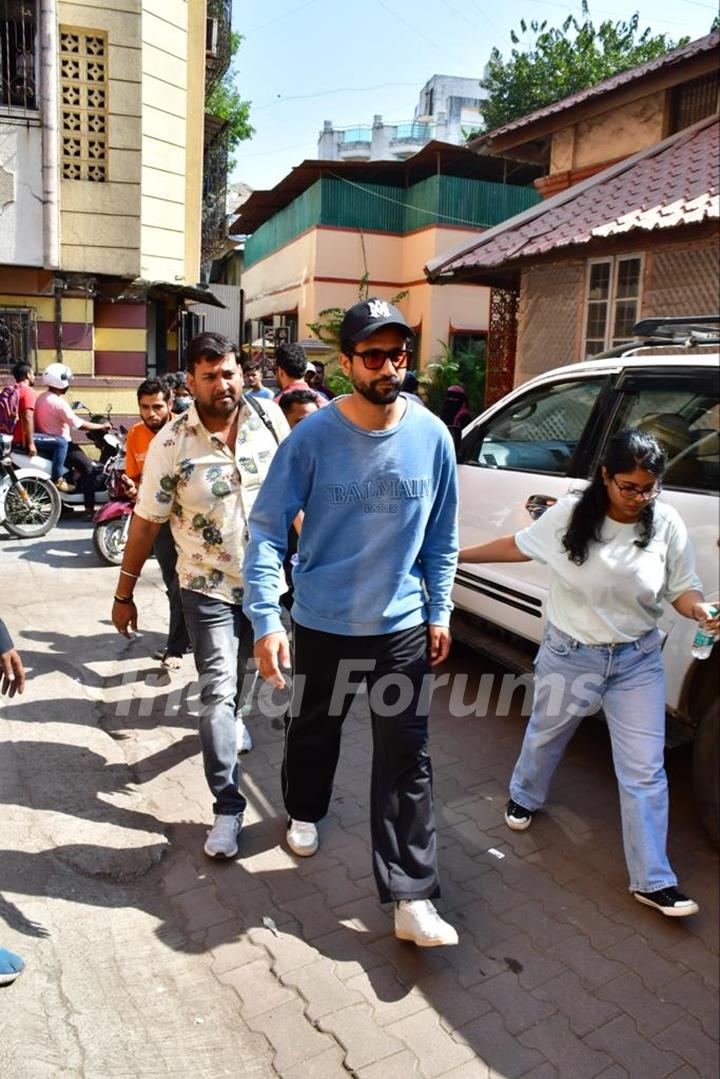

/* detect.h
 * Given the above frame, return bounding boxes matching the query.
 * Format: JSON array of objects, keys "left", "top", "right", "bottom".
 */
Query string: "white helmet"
[{"left": 43, "top": 362, "right": 73, "bottom": 389}]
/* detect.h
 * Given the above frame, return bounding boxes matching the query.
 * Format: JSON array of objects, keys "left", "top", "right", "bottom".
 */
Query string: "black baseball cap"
[{"left": 340, "top": 298, "right": 413, "bottom": 349}]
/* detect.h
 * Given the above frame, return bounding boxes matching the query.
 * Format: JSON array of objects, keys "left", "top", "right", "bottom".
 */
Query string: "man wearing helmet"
[{"left": 35, "top": 363, "right": 111, "bottom": 519}]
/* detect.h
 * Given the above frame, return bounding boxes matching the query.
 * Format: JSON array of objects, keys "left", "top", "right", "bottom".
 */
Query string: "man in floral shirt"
[{"left": 111, "top": 332, "right": 289, "bottom": 858}]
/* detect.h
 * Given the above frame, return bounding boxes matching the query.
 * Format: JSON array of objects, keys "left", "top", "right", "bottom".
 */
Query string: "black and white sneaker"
[
  {"left": 632, "top": 886, "right": 699, "bottom": 918},
  {"left": 504, "top": 799, "right": 533, "bottom": 831}
]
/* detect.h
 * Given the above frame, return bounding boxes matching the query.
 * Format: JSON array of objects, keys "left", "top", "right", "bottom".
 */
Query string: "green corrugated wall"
[
  {"left": 244, "top": 181, "right": 323, "bottom": 268},
  {"left": 243, "top": 175, "right": 540, "bottom": 268}
]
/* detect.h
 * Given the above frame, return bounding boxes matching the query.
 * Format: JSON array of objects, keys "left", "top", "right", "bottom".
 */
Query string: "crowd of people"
[{"left": 2, "top": 300, "right": 717, "bottom": 981}]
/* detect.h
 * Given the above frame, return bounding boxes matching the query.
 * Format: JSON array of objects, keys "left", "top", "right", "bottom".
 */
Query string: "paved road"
[{"left": 0, "top": 519, "right": 717, "bottom": 1078}]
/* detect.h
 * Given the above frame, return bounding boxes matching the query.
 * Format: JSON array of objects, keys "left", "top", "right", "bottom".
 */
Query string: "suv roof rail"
[
  {"left": 633, "top": 315, "right": 720, "bottom": 338},
  {"left": 586, "top": 317, "right": 720, "bottom": 359}
]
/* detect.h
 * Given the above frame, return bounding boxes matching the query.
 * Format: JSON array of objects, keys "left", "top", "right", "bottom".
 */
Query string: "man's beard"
[
  {"left": 200, "top": 391, "right": 241, "bottom": 417},
  {"left": 352, "top": 374, "right": 401, "bottom": 405},
  {"left": 143, "top": 417, "right": 167, "bottom": 431}
]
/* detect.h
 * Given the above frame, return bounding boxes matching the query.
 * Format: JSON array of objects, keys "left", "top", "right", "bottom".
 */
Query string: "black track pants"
[{"left": 283, "top": 622, "right": 440, "bottom": 904}]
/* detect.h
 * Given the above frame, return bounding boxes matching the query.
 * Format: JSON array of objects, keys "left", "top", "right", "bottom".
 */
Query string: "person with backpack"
[{"left": 1, "top": 363, "right": 75, "bottom": 493}]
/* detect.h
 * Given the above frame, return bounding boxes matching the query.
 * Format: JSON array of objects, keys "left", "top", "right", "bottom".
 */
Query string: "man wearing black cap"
[{"left": 243, "top": 298, "right": 459, "bottom": 947}]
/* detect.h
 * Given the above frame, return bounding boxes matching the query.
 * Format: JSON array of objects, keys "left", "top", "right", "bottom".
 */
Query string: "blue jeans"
[
  {"left": 31, "top": 434, "right": 69, "bottom": 481},
  {"left": 180, "top": 589, "right": 254, "bottom": 817},
  {"left": 510, "top": 622, "right": 675, "bottom": 893}
]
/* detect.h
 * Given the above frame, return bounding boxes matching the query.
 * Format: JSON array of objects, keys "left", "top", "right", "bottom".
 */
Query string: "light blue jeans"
[
  {"left": 180, "top": 590, "right": 254, "bottom": 817},
  {"left": 510, "top": 622, "right": 675, "bottom": 893}
]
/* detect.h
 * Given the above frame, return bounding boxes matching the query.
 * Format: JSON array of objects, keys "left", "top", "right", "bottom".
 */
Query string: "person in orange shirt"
[{"left": 123, "top": 378, "right": 190, "bottom": 669}]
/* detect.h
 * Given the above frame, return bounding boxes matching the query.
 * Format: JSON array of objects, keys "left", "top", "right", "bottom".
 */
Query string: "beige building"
[
  {"left": 234, "top": 144, "right": 541, "bottom": 371},
  {"left": 427, "top": 31, "right": 720, "bottom": 399},
  {"left": 0, "top": 0, "right": 228, "bottom": 414}
]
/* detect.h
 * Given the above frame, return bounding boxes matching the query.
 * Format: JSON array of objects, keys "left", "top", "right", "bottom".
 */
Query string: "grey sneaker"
[{"left": 204, "top": 814, "right": 242, "bottom": 858}]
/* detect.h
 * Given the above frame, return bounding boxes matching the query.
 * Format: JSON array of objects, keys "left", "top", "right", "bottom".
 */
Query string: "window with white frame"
[{"left": 583, "top": 254, "right": 643, "bottom": 356}]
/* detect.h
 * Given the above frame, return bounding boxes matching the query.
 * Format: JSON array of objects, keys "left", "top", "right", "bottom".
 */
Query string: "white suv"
[{"left": 452, "top": 320, "right": 719, "bottom": 842}]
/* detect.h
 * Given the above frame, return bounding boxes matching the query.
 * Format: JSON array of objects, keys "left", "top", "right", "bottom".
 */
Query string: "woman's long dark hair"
[{"left": 562, "top": 428, "right": 667, "bottom": 565}]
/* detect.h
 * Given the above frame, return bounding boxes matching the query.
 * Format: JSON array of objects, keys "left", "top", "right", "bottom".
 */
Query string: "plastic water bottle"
[{"left": 691, "top": 606, "right": 719, "bottom": 660}]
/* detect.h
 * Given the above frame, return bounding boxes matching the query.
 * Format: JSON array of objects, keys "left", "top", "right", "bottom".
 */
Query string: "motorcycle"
[
  {"left": 92, "top": 429, "right": 132, "bottom": 565},
  {"left": 10, "top": 402, "right": 120, "bottom": 513},
  {"left": 0, "top": 434, "right": 62, "bottom": 538}
]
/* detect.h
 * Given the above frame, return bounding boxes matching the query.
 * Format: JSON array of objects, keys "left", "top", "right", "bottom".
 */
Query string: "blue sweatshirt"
[{"left": 243, "top": 397, "right": 458, "bottom": 639}]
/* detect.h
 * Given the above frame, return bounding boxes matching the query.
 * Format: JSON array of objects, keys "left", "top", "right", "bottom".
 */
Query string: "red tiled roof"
[
  {"left": 426, "top": 116, "right": 719, "bottom": 281},
  {"left": 472, "top": 31, "right": 719, "bottom": 145}
]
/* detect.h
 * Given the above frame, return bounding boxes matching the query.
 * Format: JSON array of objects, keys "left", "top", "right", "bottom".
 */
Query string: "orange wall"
[{"left": 242, "top": 224, "right": 490, "bottom": 368}]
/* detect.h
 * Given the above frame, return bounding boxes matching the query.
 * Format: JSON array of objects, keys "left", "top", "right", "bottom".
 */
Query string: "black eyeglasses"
[
  {"left": 350, "top": 347, "right": 412, "bottom": 371},
  {"left": 612, "top": 477, "right": 663, "bottom": 501}
]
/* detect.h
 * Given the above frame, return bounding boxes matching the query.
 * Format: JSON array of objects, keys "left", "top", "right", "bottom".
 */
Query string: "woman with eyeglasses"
[{"left": 459, "top": 428, "right": 719, "bottom": 918}]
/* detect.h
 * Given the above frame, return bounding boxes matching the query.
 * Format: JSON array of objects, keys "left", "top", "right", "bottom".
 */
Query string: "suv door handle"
[{"left": 525, "top": 494, "right": 557, "bottom": 520}]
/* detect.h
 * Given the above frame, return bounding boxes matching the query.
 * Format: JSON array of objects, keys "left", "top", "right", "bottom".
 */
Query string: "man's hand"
[
  {"left": 112, "top": 599, "right": 138, "bottom": 638},
  {"left": 254, "top": 631, "right": 291, "bottom": 689},
  {"left": 428, "top": 624, "right": 451, "bottom": 667},
  {"left": 1, "top": 647, "right": 25, "bottom": 696},
  {"left": 121, "top": 475, "right": 138, "bottom": 500}
]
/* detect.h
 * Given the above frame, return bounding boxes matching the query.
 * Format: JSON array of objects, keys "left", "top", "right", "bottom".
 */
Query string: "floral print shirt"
[{"left": 134, "top": 399, "right": 290, "bottom": 604}]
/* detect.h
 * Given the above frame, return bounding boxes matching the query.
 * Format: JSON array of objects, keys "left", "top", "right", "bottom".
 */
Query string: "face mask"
[{"left": 172, "top": 396, "right": 190, "bottom": 413}]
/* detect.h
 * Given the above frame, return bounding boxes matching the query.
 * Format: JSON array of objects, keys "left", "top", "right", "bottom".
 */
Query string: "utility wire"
[
  {"left": 373, "top": 0, "right": 469, "bottom": 67},
  {"left": 253, "top": 81, "right": 418, "bottom": 111},
  {"left": 244, "top": 0, "right": 321, "bottom": 36},
  {"left": 328, "top": 170, "right": 486, "bottom": 229}
]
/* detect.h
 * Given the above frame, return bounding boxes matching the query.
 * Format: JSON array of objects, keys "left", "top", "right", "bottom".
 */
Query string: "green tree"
[
  {"left": 425, "top": 341, "right": 486, "bottom": 419},
  {"left": 474, "top": 3, "right": 689, "bottom": 135},
  {"left": 206, "top": 32, "right": 254, "bottom": 169}
]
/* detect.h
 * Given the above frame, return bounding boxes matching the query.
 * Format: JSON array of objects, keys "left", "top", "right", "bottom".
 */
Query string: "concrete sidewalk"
[{"left": 0, "top": 519, "right": 718, "bottom": 1078}]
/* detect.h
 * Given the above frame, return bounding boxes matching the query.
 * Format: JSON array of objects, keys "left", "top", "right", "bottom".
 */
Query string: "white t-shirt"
[
  {"left": 515, "top": 494, "right": 702, "bottom": 644},
  {"left": 34, "top": 392, "right": 82, "bottom": 440}
]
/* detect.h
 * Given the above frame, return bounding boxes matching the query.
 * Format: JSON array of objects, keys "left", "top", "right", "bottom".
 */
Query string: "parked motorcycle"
[
  {"left": 0, "top": 434, "right": 62, "bottom": 538},
  {"left": 11, "top": 402, "right": 119, "bottom": 513},
  {"left": 92, "top": 427, "right": 131, "bottom": 565}
]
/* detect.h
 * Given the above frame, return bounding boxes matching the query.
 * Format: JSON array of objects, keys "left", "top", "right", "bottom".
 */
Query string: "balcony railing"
[
  {"left": 205, "top": 0, "right": 232, "bottom": 98},
  {"left": 393, "top": 122, "right": 431, "bottom": 141},
  {"left": 340, "top": 126, "right": 372, "bottom": 144},
  {"left": 202, "top": 114, "right": 229, "bottom": 264}
]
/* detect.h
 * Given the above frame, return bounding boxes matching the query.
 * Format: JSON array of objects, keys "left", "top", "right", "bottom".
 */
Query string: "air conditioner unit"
[{"left": 206, "top": 17, "right": 219, "bottom": 58}]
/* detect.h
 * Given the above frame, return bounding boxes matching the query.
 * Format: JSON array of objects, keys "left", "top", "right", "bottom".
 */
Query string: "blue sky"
[{"left": 230, "top": 0, "right": 716, "bottom": 191}]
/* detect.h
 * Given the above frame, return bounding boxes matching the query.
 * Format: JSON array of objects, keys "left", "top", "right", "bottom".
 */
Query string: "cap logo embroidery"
[{"left": 367, "top": 299, "right": 392, "bottom": 319}]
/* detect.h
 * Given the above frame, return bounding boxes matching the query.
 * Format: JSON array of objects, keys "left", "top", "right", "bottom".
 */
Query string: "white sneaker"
[
  {"left": 236, "top": 721, "right": 253, "bottom": 754},
  {"left": 203, "top": 814, "right": 242, "bottom": 858},
  {"left": 394, "top": 900, "right": 458, "bottom": 947},
  {"left": 286, "top": 818, "right": 319, "bottom": 858}
]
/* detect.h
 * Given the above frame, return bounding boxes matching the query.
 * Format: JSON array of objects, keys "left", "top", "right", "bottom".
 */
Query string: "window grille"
[
  {"left": 0, "top": 1, "right": 37, "bottom": 112},
  {"left": 0, "top": 306, "right": 36, "bottom": 369},
  {"left": 59, "top": 27, "right": 107, "bottom": 181},
  {"left": 669, "top": 72, "right": 719, "bottom": 134}
]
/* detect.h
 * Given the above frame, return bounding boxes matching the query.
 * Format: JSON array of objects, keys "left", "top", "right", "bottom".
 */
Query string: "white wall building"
[{"left": 318, "top": 74, "right": 485, "bottom": 162}]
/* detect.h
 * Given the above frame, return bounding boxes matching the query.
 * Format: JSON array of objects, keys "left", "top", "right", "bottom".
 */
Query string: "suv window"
[
  {"left": 463, "top": 378, "right": 606, "bottom": 475},
  {"left": 608, "top": 381, "right": 719, "bottom": 493}
]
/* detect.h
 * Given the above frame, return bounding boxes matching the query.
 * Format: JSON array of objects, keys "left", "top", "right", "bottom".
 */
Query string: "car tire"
[{"left": 692, "top": 697, "right": 719, "bottom": 847}]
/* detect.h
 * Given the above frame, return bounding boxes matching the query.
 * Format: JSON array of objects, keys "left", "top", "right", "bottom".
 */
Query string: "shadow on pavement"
[{"left": 1, "top": 642, "right": 717, "bottom": 1075}]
